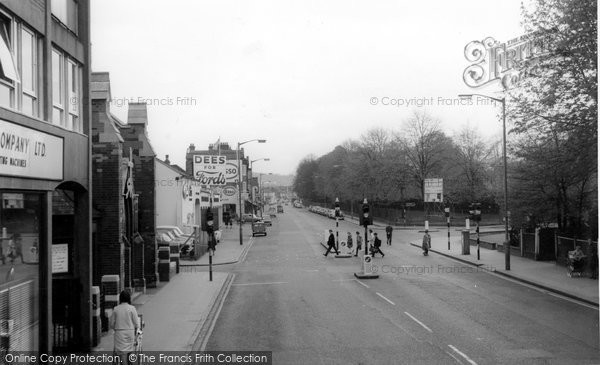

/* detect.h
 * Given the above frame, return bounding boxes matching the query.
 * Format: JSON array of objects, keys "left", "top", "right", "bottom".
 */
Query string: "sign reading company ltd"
[
  {"left": 0, "top": 120, "right": 63, "bottom": 180},
  {"left": 193, "top": 155, "right": 227, "bottom": 186}
]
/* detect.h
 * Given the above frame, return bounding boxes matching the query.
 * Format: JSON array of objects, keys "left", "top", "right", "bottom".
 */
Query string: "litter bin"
[{"left": 461, "top": 230, "right": 470, "bottom": 255}]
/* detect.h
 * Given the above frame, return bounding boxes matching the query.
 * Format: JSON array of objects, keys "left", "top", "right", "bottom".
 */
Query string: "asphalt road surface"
[{"left": 206, "top": 208, "right": 599, "bottom": 364}]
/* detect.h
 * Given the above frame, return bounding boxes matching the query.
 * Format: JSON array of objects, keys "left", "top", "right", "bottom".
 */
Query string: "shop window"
[{"left": 0, "top": 191, "right": 41, "bottom": 352}]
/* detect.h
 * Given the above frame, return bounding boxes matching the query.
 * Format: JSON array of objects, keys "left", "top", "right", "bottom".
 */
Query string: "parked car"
[
  {"left": 277, "top": 205, "right": 284, "bottom": 213},
  {"left": 262, "top": 217, "right": 273, "bottom": 226},
  {"left": 242, "top": 213, "right": 261, "bottom": 223}
]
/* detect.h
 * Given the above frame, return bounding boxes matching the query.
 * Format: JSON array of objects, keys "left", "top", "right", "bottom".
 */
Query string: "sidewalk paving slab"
[
  {"left": 93, "top": 227, "right": 248, "bottom": 352},
  {"left": 410, "top": 235, "right": 599, "bottom": 306}
]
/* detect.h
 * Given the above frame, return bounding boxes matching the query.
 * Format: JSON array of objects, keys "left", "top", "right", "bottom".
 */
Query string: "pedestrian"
[
  {"left": 354, "top": 231, "right": 363, "bottom": 256},
  {"left": 385, "top": 224, "right": 393, "bottom": 246},
  {"left": 323, "top": 230, "right": 339, "bottom": 256},
  {"left": 110, "top": 290, "right": 140, "bottom": 364},
  {"left": 371, "top": 232, "right": 385, "bottom": 257},
  {"left": 422, "top": 229, "right": 431, "bottom": 256},
  {"left": 346, "top": 232, "right": 353, "bottom": 252}
]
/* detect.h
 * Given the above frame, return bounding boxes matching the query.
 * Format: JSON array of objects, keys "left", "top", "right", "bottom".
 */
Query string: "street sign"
[
  {"left": 424, "top": 178, "right": 443, "bottom": 202},
  {"left": 363, "top": 255, "right": 374, "bottom": 275},
  {"left": 336, "top": 240, "right": 353, "bottom": 257}
]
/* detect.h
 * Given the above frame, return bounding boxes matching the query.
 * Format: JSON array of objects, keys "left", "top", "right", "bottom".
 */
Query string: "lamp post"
[
  {"left": 237, "top": 139, "right": 267, "bottom": 245},
  {"left": 259, "top": 173, "right": 273, "bottom": 217},
  {"left": 251, "top": 158, "right": 270, "bottom": 216},
  {"left": 334, "top": 197, "right": 340, "bottom": 252},
  {"left": 459, "top": 93, "right": 510, "bottom": 270}
]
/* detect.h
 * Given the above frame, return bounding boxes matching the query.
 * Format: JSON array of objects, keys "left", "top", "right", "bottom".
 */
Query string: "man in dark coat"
[
  {"left": 371, "top": 232, "right": 385, "bottom": 257},
  {"left": 385, "top": 224, "right": 393, "bottom": 245},
  {"left": 323, "top": 230, "right": 339, "bottom": 256}
]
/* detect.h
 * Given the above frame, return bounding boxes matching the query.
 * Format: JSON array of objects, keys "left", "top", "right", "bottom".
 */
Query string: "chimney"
[
  {"left": 127, "top": 102, "right": 148, "bottom": 126},
  {"left": 165, "top": 155, "right": 170, "bottom": 164}
]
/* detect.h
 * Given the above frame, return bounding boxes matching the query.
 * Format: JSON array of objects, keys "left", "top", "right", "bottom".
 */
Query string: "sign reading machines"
[{"left": 0, "top": 119, "right": 63, "bottom": 180}]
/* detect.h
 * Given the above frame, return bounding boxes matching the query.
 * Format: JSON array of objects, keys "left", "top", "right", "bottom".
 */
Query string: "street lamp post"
[
  {"left": 459, "top": 93, "right": 510, "bottom": 270},
  {"left": 334, "top": 197, "right": 340, "bottom": 252},
  {"left": 251, "top": 158, "right": 270, "bottom": 217},
  {"left": 237, "top": 139, "right": 267, "bottom": 245}
]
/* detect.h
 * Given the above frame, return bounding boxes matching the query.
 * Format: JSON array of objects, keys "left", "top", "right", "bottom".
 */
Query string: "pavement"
[
  {"left": 92, "top": 226, "right": 249, "bottom": 352},
  {"left": 328, "top": 214, "right": 598, "bottom": 306}
]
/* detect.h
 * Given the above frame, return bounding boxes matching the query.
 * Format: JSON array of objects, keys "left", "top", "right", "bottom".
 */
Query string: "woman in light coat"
[{"left": 110, "top": 290, "right": 140, "bottom": 362}]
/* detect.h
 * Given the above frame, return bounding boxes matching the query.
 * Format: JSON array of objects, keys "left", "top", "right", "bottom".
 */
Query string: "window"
[
  {"left": 20, "top": 28, "right": 37, "bottom": 117},
  {"left": 52, "top": 48, "right": 81, "bottom": 132},
  {"left": 0, "top": 12, "right": 40, "bottom": 117},
  {"left": 51, "top": 0, "right": 78, "bottom": 34},
  {"left": 52, "top": 49, "right": 64, "bottom": 127},
  {"left": 0, "top": 191, "right": 42, "bottom": 352},
  {"left": 67, "top": 60, "right": 79, "bottom": 131},
  {"left": 0, "top": 14, "right": 17, "bottom": 109}
]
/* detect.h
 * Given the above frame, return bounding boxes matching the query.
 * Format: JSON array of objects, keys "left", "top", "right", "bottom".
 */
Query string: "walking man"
[
  {"left": 354, "top": 231, "right": 363, "bottom": 256},
  {"left": 372, "top": 232, "right": 385, "bottom": 257},
  {"left": 385, "top": 224, "right": 393, "bottom": 246},
  {"left": 323, "top": 230, "right": 339, "bottom": 256},
  {"left": 422, "top": 229, "right": 431, "bottom": 256}
]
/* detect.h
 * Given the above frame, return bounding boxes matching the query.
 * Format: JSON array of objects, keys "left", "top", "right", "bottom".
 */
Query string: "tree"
[
  {"left": 398, "top": 110, "right": 454, "bottom": 200},
  {"left": 509, "top": 0, "right": 597, "bottom": 237},
  {"left": 292, "top": 156, "right": 319, "bottom": 201},
  {"left": 450, "top": 125, "right": 492, "bottom": 203}
]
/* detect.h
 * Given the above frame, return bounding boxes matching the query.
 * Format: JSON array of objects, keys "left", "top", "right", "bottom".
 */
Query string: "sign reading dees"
[{"left": 193, "top": 155, "right": 227, "bottom": 186}]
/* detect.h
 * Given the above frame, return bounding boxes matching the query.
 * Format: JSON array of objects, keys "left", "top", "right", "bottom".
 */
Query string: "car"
[
  {"left": 277, "top": 205, "right": 284, "bottom": 213},
  {"left": 242, "top": 213, "right": 261, "bottom": 223},
  {"left": 262, "top": 217, "right": 273, "bottom": 226},
  {"left": 251, "top": 221, "right": 267, "bottom": 236}
]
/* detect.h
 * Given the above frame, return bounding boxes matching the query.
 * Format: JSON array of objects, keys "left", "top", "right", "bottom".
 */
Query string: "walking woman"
[{"left": 110, "top": 290, "right": 140, "bottom": 364}]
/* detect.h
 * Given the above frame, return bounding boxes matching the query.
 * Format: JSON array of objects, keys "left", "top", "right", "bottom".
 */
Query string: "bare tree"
[{"left": 399, "top": 110, "right": 453, "bottom": 199}]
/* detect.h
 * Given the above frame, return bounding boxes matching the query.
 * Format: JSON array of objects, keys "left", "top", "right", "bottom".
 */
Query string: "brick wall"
[{"left": 91, "top": 99, "right": 125, "bottom": 287}]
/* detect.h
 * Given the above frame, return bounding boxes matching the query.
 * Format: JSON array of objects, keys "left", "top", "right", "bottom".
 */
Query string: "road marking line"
[
  {"left": 332, "top": 278, "right": 355, "bottom": 282},
  {"left": 376, "top": 292, "right": 395, "bottom": 305},
  {"left": 354, "top": 279, "right": 369, "bottom": 288},
  {"left": 448, "top": 345, "right": 478, "bottom": 365},
  {"left": 232, "top": 281, "right": 288, "bottom": 286},
  {"left": 404, "top": 312, "right": 433, "bottom": 333},
  {"left": 445, "top": 350, "right": 463, "bottom": 364}
]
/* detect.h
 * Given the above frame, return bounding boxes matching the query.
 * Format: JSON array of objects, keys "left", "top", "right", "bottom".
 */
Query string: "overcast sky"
[{"left": 90, "top": 0, "right": 525, "bottom": 175}]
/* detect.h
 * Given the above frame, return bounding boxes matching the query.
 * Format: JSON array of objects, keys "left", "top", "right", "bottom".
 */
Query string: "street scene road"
[{"left": 206, "top": 208, "right": 599, "bottom": 364}]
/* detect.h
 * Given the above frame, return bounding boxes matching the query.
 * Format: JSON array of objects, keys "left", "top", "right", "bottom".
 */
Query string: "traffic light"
[
  {"left": 359, "top": 200, "right": 373, "bottom": 226},
  {"left": 334, "top": 198, "right": 340, "bottom": 217},
  {"left": 206, "top": 208, "right": 214, "bottom": 235},
  {"left": 469, "top": 203, "right": 482, "bottom": 222}
]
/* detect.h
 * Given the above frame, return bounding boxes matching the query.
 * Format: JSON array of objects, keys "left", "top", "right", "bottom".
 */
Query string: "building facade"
[{"left": 0, "top": 0, "right": 92, "bottom": 352}]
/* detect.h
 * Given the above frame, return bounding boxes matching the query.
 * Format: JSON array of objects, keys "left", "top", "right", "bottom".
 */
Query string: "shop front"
[{"left": 0, "top": 118, "right": 91, "bottom": 352}]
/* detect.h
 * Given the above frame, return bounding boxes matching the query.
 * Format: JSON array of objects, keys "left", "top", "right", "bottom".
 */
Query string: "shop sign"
[
  {"left": 0, "top": 120, "right": 63, "bottom": 180},
  {"left": 193, "top": 155, "right": 226, "bottom": 186}
]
